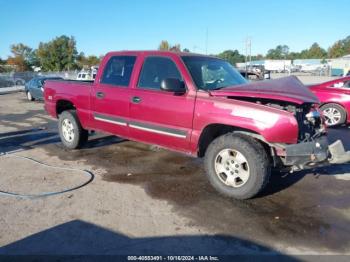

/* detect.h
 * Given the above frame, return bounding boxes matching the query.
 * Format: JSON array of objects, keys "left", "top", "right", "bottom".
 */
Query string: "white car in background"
[
  {"left": 76, "top": 71, "right": 93, "bottom": 81},
  {"left": 76, "top": 67, "right": 98, "bottom": 81}
]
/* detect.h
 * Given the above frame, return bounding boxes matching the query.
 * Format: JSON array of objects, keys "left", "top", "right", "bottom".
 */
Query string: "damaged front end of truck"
[
  {"left": 210, "top": 76, "right": 350, "bottom": 172},
  {"left": 270, "top": 102, "right": 350, "bottom": 172},
  {"left": 281, "top": 104, "right": 350, "bottom": 172}
]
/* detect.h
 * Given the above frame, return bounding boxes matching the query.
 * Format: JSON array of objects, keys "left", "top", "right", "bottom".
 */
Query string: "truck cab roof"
[{"left": 104, "top": 50, "right": 216, "bottom": 58}]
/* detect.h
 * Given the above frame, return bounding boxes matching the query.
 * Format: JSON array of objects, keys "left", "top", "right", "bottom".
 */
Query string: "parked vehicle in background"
[
  {"left": 13, "top": 72, "right": 35, "bottom": 84},
  {"left": 76, "top": 71, "right": 92, "bottom": 81},
  {"left": 25, "top": 76, "right": 63, "bottom": 101},
  {"left": 309, "top": 76, "right": 350, "bottom": 127},
  {"left": 44, "top": 51, "right": 350, "bottom": 199},
  {"left": 0, "top": 75, "right": 25, "bottom": 87},
  {"left": 264, "top": 60, "right": 291, "bottom": 73},
  {"left": 12, "top": 77, "right": 25, "bottom": 86},
  {"left": 76, "top": 66, "right": 98, "bottom": 81},
  {"left": 0, "top": 76, "right": 15, "bottom": 88},
  {"left": 239, "top": 66, "right": 270, "bottom": 80}
]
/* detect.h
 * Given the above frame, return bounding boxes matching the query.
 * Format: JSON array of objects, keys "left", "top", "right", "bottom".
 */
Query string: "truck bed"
[
  {"left": 46, "top": 79, "right": 94, "bottom": 85},
  {"left": 44, "top": 79, "right": 93, "bottom": 120}
]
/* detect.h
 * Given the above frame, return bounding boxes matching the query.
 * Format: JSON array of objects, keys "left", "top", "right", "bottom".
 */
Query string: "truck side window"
[
  {"left": 138, "top": 56, "right": 182, "bottom": 90},
  {"left": 101, "top": 56, "right": 136, "bottom": 87}
]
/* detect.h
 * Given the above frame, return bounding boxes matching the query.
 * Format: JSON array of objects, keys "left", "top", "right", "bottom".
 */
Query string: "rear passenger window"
[
  {"left": 138, "top": 56, "right": 182, "bottom": 90},
  {"left": 101, "top": 56, "right": 136, "bottom": 86}
]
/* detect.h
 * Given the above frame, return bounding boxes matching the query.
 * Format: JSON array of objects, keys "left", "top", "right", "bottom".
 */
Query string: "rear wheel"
[
  {"left": 58, "top": 110, "right": 88, "bottom": 149},
  {"left": 320, "top": 103, "right": 346, "bottom": 127},
  {"left": 204, "top": 133, "right": 270, "bottom": 199},
  {"left": 26, "top": 91, "right": 34, "bottom": 101}
]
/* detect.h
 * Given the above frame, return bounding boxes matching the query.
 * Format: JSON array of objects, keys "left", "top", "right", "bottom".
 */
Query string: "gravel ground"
[{"left": 0, "top": 78, "right": 350, "bottom": 258}]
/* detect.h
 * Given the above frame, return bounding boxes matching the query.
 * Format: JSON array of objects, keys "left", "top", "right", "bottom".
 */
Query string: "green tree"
[
  {"left": 158, "top": 41, "right": 182, "bottom": 52},
  {"left": 6, "top": 43, "right": 36, "bottom": 71},
  {"left": 36, "top": 35, "right": 78, "bottom": 71},
  {"left": 158, "top": 40, "right": 170, "bottom": 51},
  {"left": 217, "top": 50, "right": 245, "bottom": 65},
  {"left": 7, "top": 56, "right": 28, "bottom": 71},
  {"left": 86, "top": 55, "right": 100, "bottom": 67},
  {"left": 328, "top": 36, "right": 350, "bottom": 58},
  {"left": 77, "top": 52, "right": 101, "bottom": 69},
  {"left": 266, "top": 45, "right": 289, "bottom": 59},
  {"left": 251, "top": 54, "right": 264, "bottom": 61},
  {"left": 10, "top": 43, "right": 33, "bottom": 58},
  {"left": 342, "top": 36, "right": 350, "bottom": 55},
  {"left": 307, "top": 43, "right": 327, "bottom": 58},
  {"left": 182, "top": 48, "right": 190, "bottom": 52},
  {"left": 0, "top": 58, "right": 7, "bottom": 72},
  {"left": 169, "top": 44, "right": 181, "bottom": 52},
  {"left": 287, "top": 51, "right": 300, "bottom": 60},
  {"left": 328, "top": 41, "right": 344, "bottom": 58}
]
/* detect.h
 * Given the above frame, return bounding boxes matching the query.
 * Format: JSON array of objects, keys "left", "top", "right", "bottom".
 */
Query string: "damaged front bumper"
[{"left": 282, "top": 136, "right": 350, "bottom": 171}]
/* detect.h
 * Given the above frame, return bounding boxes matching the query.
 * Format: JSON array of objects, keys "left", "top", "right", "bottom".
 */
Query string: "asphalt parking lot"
[{"left": 0, "top": 90, "right": 350, "bottom": 258}]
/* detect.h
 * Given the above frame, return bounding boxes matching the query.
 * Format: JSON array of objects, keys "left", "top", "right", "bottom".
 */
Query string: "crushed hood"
[{"left": 209, "top": 76, "right": 319, "bottom": 105}]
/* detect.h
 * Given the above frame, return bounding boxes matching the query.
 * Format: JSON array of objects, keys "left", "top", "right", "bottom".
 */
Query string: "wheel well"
[
  {"left": 320, "top": 102, "right": 346, "bottom": 110},
  {"left": 197, "top": 124, "right": 267, "bottom": 157},
  {"left": 56, "top": 100, "right": 76, "bottom": 115}
]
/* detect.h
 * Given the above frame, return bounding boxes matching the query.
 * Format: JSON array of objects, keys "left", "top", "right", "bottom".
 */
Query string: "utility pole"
[
  {"left": 244, "top": 37, "right": 252, "bottom": 79},
  {"left": 249, "top": 38, "right": 252, "bottom": 66}
]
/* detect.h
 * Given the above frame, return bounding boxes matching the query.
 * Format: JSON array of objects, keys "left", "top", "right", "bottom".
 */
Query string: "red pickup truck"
[{"left": 44, "top": 51, "right": 350, "bottom": 199}]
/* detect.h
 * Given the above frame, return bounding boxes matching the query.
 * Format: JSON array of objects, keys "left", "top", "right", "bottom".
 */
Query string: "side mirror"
[{"left": 160, "top": 78, "right": 186, "bottom": 94}]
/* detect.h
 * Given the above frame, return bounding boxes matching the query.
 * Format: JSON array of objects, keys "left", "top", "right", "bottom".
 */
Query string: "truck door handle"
[
  {"left": 132, "top": 96, "right": 141, "bottom": 104},
  {"left": 96, "top": 92, "right": 105, "bottom": 99}
]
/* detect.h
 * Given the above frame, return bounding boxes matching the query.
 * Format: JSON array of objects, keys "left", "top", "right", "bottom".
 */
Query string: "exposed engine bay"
[{"left": 229, "top": 96, "right": 325, "bottom": 142}]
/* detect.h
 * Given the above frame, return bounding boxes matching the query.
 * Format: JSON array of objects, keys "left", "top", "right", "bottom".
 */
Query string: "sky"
[{"left": 0, "top": 0, "right": 349, "bottom": 59}]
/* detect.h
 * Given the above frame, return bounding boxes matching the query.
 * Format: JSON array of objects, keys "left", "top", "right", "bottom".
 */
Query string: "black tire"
[
  {"left": 320, "top": 103, "right": 347, "bottom": 127},
  {"left": 26, "top": 91, "right": 34, "bottom": 101},
  {"left": 58, "top": 110, "right": 88, "bottom": 149},
  {"left": 204, "top": 133, "right": 270, "bottom": 200}
]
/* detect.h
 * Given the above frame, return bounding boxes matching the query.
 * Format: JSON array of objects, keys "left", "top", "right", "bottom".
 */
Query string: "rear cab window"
[
  {"left": 138, "top": 56, "right": 182, "bottom": 90},
  {"left": 101, "top": 56, "right": 136, "bottom": 87}
]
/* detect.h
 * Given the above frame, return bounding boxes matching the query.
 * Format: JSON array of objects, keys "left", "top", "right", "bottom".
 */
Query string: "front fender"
[{"left": 190, "top": 96, "right": 299, "bottom": 153}]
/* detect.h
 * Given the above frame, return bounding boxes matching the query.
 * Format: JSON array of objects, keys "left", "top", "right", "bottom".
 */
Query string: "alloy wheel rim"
[
  {"left": 214, "top": 149, "right": 250, "bottom": 188},
  {"left": 323, "top": 107, "right": 341, "bottom": 126}
]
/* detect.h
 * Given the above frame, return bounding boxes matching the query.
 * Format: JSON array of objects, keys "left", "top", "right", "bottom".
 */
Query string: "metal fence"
[{"left": 0, "top": 71, "right": 79, "bottom": 88}]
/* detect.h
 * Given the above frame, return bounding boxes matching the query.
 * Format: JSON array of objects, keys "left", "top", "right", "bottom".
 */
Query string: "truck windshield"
[{"left": 181, "top": 56, "right": 247, "bottom": 90}]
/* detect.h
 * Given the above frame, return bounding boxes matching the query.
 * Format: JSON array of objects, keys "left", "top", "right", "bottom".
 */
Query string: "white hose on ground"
[{"left": 0, "top": 151, "right": 94, "bottom": 199}]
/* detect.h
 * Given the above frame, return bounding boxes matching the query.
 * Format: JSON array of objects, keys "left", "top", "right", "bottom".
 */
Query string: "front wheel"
[
  {"left": 204, "top": 133, "right": 270, "bottom": 200},
  {"left": 58, "top": 110, "right": 88, "bottom": 149}
]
